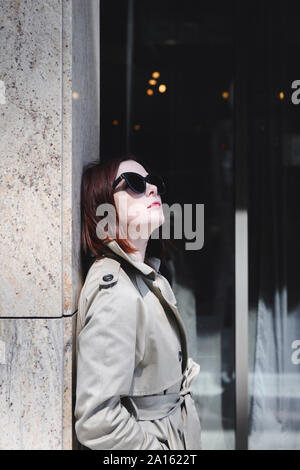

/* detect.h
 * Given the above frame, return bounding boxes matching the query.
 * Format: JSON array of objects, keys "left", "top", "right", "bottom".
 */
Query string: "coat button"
[
  {"left": 103, "top": 274, "right": 113, "bottom": 282},
  {"left": 178, "top": 350, "right": 182, "bottom": 362}
]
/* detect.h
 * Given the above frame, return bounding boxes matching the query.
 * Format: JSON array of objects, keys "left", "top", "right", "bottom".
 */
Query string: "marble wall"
[{"left": 0, "top": 0, "right": 100, "bottom": 449}]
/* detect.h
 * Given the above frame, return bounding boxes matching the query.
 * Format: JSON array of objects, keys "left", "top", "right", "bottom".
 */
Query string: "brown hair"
[{"left": 80, "top": 153, "right": 175, "bottom": 274}]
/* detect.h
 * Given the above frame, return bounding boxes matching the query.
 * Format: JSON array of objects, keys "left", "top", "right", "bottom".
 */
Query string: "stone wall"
[{"left": 0, "top": 0, "right": 100, "bottom": 449}]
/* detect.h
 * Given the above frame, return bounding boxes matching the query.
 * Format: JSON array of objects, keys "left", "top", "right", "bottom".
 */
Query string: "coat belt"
[{"left": 123, "top": 358, "right": 202, "bottom": 449}]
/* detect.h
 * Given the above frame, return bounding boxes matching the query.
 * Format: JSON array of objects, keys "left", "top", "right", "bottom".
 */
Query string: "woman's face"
[{"left": 113, "top": 160, "right": 165, "bottom": 240}]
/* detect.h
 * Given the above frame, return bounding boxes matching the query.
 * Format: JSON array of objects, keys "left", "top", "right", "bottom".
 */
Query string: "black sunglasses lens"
[
  {"left": 147, "top": 174, "right": 166, "bottom": 194},
  {"left": 125, "top": 173, "right": 145, "bottom": 193}
]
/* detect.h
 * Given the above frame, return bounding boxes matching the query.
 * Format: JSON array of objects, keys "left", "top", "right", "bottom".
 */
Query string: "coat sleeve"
[{"left": 74, "top": 285, "right": 169, "bottom": 450}]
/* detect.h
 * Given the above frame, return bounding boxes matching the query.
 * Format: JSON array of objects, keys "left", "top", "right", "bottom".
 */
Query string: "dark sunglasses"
[{"left": 112, "top": 172, "right": 166, "bottom": 195}]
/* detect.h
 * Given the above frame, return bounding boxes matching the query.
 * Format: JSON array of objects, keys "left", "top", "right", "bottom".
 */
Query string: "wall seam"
[{"left": 60, "top": 0, "right": 64, "bottom": 451}]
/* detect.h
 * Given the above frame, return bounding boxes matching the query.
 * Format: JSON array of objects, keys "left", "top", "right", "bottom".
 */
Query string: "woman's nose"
[{"left": 145, "top": 182, "right": 157, "bottom": 196}]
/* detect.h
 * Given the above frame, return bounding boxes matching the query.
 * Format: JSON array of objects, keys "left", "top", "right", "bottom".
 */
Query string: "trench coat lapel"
[
  {"left": 105, "top": 240, "right": 189, "bottom": 372},
  {"left": 143, "top": 277, "right": 188, "bottom": 373}
]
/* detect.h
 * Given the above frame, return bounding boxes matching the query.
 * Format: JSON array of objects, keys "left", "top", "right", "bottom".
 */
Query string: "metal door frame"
[{"left": 234, "top": 0, "right": 250, "bottom": 450}]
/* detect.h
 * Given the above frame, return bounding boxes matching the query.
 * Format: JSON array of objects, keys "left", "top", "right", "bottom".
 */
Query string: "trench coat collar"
[{"left": 105, "top": 240, "right": 161, "bottom": 280}]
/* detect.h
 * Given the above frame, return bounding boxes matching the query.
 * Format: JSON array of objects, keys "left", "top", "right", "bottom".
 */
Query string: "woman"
[{"left": 74, "top": 153, "right": 202, "bottom": 450}]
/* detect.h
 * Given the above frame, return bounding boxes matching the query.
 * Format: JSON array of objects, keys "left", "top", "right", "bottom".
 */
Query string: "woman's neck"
[{"left": 128, "top": 237, "right": 149, "bottom": 263}]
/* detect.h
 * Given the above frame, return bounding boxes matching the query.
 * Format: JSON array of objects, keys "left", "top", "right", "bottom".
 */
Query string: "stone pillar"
[{"left": 0, "top": 0, "right": 99, "bottom": 449}]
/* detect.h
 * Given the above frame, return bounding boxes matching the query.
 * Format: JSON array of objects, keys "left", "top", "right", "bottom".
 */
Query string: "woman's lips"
[{"left": 147, "top": 202, "right": 161, "bottom": 209}]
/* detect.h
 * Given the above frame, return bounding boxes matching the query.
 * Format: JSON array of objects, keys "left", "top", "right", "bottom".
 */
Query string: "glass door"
[{"left": 237, "top": 0, "right": 300, "bottom": 450}]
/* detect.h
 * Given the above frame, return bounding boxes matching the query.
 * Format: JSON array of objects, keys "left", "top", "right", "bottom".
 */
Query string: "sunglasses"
[{"left": 112, "top": 172, "right": 166, "bottom": 195}]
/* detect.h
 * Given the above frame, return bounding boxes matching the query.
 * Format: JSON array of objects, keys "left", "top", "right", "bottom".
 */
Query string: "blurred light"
[
  {"left": 146, "top": 89, "right": 154, "bottom": 96},
  {"left": 152, "top": 71, "right": 160, "bottom": 79},
  {"left": 158, "top": 84, "right": 167, "bottom": 93},
  {"left": 133, "top": 124, "right": 141, "bottom": 131},
  {"left": 164, "top": 39, "right": 177, "bottom": 46},
  {"left": 221, "top": 143, "right": 227, "bottom": 150},
  {"left": 72, "top": 92, "right": 79, "bottom": 99},
  {"left": 222, "top": 91, "right": 229, "bottom": 99},
  {"left": 279, "top": 91, "right": 284, "bottom": 100},
  {"left": 112, "top": 120, "right": 119, "bottom": 126},
  {"left": 149, "top": 79, "right": 157, "bottom": 85}
]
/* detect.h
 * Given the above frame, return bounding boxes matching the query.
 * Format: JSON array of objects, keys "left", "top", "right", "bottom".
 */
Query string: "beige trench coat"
[{"left": 74, "top": 240, "right": 202, "bottom": 450}]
